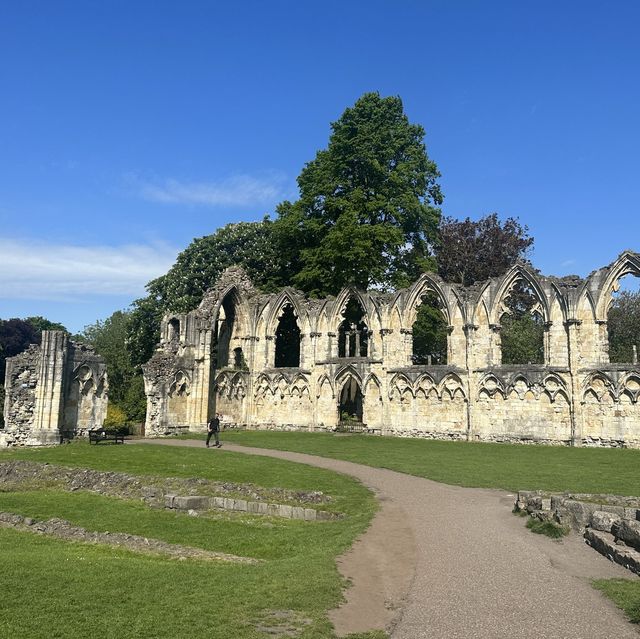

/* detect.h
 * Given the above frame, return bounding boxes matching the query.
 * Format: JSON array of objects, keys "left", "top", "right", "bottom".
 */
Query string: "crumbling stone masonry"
[
  {"left": 143, "top": 251, "right": 640, "bottom": 447},
  {"left": 1, "top": 331, "right": 108, "bottom": 446}
]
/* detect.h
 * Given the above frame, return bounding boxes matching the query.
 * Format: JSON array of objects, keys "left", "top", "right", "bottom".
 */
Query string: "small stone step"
[{"left": 584, "top": 528, "right": 640, "bottom": 576}]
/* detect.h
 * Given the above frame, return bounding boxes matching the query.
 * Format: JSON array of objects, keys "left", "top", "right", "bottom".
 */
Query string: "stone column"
[
  {"left": 264, "top": 336, "right": 275, "bottom": 367},
  {"left": 32, "top": 331, "right": 67, "bottom": 442},
  {"left": 565, "top": 319, "right": 583, "bottom": 446},
  {"left": 400, "top": 328, "right": 413, "bottom": 366},
  {"left": 310, "top": 332, "right": 321, "bottom": 364},
  {"left": 543, "top": 321, "right": 553, "bottom": 365},
  {"left": 463, "top": 324, "right": 478, "bottom": 442},
  {"left": 299, "top": 333, "right": 306, "bottom": 368},
  {"left": 489, "top": 324, "right": 501, "bottom": 366},
  {"left": 328, "top": 332, "right": 338, "bottom": 359}
]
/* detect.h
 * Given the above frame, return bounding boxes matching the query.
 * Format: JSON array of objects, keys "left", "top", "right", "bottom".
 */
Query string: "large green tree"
[
  {"left": 127, "top": 220, "right": 284, "bottom": 367},
  {"left": 82, "top": 311, "right": 146, "bottom": 423},
  {"left": 273, "top": 92, "right": 443, "bottom": 296},
  {"left": 608, "top": 290, "right": 640, "bottom": 363}
]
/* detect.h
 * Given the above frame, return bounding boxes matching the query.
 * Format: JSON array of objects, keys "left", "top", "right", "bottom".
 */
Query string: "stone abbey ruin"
[
  {"left": 2, "top": 251, "right": 639, "bottom": 447},
  {"left": 1, "top": 331, "right": 108, "bottom": 446},
  {"left": 142, "top": 251, "right": 640, "bottom": 447}
]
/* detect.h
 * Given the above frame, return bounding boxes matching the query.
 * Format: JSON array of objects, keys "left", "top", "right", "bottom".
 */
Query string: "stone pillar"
[
  {"left": 489, "top": 324, "right": 501, "bottom": 366},
  {"left": 310, "top": 332, "right": 321, "bottom": 364},
  {"left": 400, "top": 328, "right": 413, "bottom": 365},
  {"left": 543, "top": 322, "right": 553, "bottom": 365},
  {"left": 565, "top": 319, "right": 583, "bottom": 446},
  {"left": 328, "top": 332, "right": 337, "bottom": 359},
  {"left": 299, "top": 334, "right": 306, "bottom": 368},
  {"left": 463, "top": 324, "right": 478, "bottom": 441},
  {"left": 32, "top": 331, "right": 67, "bottom": 441},
  {"left": 379, "top": 329, "right": 392, "bottom": 361},
  {"left": 354, "top": 331, "right": 361, "bottom": 358},
  {"left": 265, "top": 335, "right": 275, "bottom": 367},
  {"left": 188, "top": 326, "right": 213, "bottom": 429}
]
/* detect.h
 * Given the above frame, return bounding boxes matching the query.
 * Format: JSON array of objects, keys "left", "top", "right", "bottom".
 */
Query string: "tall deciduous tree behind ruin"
[
  {"left": 273, "top": 92, "right": 443, "bottom": 296},
  {"left": 608, "top": 291, "right": 640, "bottom": 363},
  {"left": 127, "top": 221, "right": 284, "bottom": 367},
  {"left": 435, "top": 213, "right": 534, "bottom": 287}
]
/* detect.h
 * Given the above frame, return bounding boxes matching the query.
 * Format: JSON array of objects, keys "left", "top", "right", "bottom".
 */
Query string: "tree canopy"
[
  {"left": 126, "top": 220, "right": 284, "bottom": 368},
  {"left": 273, "top": 92, "right": 443, "bottom": 295},
  {"left": 436, "top": 213, "right": 533, "bottom": 286},
  {"left": 608, "top": 290, "right": 640, "bottom": 363},
  {"left": 81, "top": 311, "right": 146, "bottom": 423}
]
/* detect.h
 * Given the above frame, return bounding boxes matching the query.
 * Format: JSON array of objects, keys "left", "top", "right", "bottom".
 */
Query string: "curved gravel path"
[{"left": 134, "top": 439, "right": 639, "bottom": 638}]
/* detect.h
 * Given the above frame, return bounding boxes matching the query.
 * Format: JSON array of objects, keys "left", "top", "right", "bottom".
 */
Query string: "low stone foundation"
[
  {"left": 515, "top": 490, "right": 640, "bottom": 575},
  {"left": 0, "top": 511, "right": 258, "bottom": 563}
]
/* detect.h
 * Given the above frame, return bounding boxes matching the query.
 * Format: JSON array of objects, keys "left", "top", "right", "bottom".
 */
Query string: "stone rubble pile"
[{"left": 515, "top": 490, "right": 640, "bottom": 575}]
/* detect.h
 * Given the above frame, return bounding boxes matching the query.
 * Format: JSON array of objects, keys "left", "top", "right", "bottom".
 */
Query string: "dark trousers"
[{"left": 206, "top": 430, "right": 219, "bottom": 447}]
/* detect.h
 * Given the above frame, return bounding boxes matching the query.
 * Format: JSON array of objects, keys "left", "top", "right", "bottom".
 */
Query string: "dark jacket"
[{"left": 208, "top": 417, "right": 220, "bottom": 432}]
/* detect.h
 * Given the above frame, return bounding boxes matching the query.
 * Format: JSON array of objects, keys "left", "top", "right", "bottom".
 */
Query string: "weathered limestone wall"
[
  {"left": 143, "top": 252, "right": 640, "bottom": 447},
  {"left": 1, "top": 331, "right": 108, "bottom": 447}
]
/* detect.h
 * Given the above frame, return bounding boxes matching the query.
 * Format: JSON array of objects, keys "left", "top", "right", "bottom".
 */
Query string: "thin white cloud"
[
  {"left": 560, "top": 259, "right": 576, "bottom": 267},
  {"left": 133, "top": 172, "right": 288, "bottom": 207},
  {"left": 0, "top": 238, "right": 178, "bottom": 301}
]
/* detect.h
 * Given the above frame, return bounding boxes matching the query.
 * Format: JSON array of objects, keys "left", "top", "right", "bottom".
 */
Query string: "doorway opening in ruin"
[
  {"left": 500, "top": 280, "right": 545, "bottom": 365},
  {"left": 607, "top": 274, "right": 640, "bottom": 364},
  {"left": 412, "top": 292, "right": 448, "bottom": 365},
  {"left": 338, "top": 377, "right": 363, "bottom": 423},
  {"left": 212, "top": 293, "right": 237, "bottom": 369},
  {"left": 274, "top": 304, "right": 301, "bottom": 367},
  {"left": 168, "top": 318, "right": 180, "bottom": 342},
  {"left": 338, "top": 298, "right": 368, "bottom": 357}
]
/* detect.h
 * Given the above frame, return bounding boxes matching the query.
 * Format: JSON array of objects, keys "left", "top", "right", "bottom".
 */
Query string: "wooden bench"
[
  {"left": 89, "top": 429, "right": 125, "bottom": 445},
  {"left": 336, "top": 421, "right": 367, "bottom": 434}
]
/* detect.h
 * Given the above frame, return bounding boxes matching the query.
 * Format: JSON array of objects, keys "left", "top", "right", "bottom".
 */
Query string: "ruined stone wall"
[
  {"left": 1, "top": 331, "right": 108, "bottom": 447},
  {"left": 143, "top": 252, "right": 640, "bottom": 447}
]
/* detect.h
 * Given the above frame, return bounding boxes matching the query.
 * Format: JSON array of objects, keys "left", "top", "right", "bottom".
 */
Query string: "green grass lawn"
[
  {"left": 593, "top": 579, "right": 640, "bottom": 623},
  {"left": 0, "top": 443, "right": 379, "bottom": 639},
  {"left": 206, "top": 430, "right": 640, "bottom": 496}
]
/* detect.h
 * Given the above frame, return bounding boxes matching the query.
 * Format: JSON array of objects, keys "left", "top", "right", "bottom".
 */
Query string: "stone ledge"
[
  {"left": 164, "top": 494, "right": 340, "bottom": 521},
  {"left": 584, "top": 528, "right": 640, "bottom": 576}
]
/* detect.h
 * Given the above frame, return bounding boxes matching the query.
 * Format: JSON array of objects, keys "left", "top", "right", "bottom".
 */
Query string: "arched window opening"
[
  {"left": 339, "top": 377, "right": 363, "bottom": 423},
  {"left": 500, "top": 281, "right": 545, "bottom": 365},
  {"left": 607, "top": 274, "right": 640, "bottom": 364},
  {"left": 233, "top": 347, "right": 246, "bottom": 369},
  {"left": 212, "top": 295, "right": 237, "bottom": 369},
  {"left": 274, "top": 304, "right": 301, "bottom": 367},
  {"left": 168, "top": 318, "right": 180, "bottom": 342},
  {"left": 412, "top": 293, "right": 448, "bottom": 365},
  {"left": 338, "top": 298, "right": 368, "bottom": 358}
]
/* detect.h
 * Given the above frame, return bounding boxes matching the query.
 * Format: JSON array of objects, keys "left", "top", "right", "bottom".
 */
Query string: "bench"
[
  {"left": 89, "top": 429, "right": 125, "bottom": 445},
  {"left": 336, "top": 421, "right": 367, "bottom": 434}
]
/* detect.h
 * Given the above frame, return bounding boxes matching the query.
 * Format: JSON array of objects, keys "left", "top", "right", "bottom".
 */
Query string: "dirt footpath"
[{"left": 135, "top": 439, "right": 640, "bottom": 638}]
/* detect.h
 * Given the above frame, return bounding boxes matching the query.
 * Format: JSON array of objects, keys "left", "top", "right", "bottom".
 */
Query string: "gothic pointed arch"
[
  {"left": 333, "top": 291, "right": 371, "bottom": 358},
  {"left": 403, "top": 274, "right": 453, "bottom": 327},
  {"left": 593, "top": 251, "right": 640, "bottom": 320},
  {"left": 490, "top": 264, "right": 550, "bottom": 325}
]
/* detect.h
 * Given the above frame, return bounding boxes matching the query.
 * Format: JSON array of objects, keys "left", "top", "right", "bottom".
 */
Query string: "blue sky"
[{"left": 1, "top": 1, "right": 639, "bottom": 333}]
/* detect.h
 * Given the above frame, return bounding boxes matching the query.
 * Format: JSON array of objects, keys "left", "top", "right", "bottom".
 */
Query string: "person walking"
[{"left": 206, "top": 413, "right": 222, "bottom": 448}]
